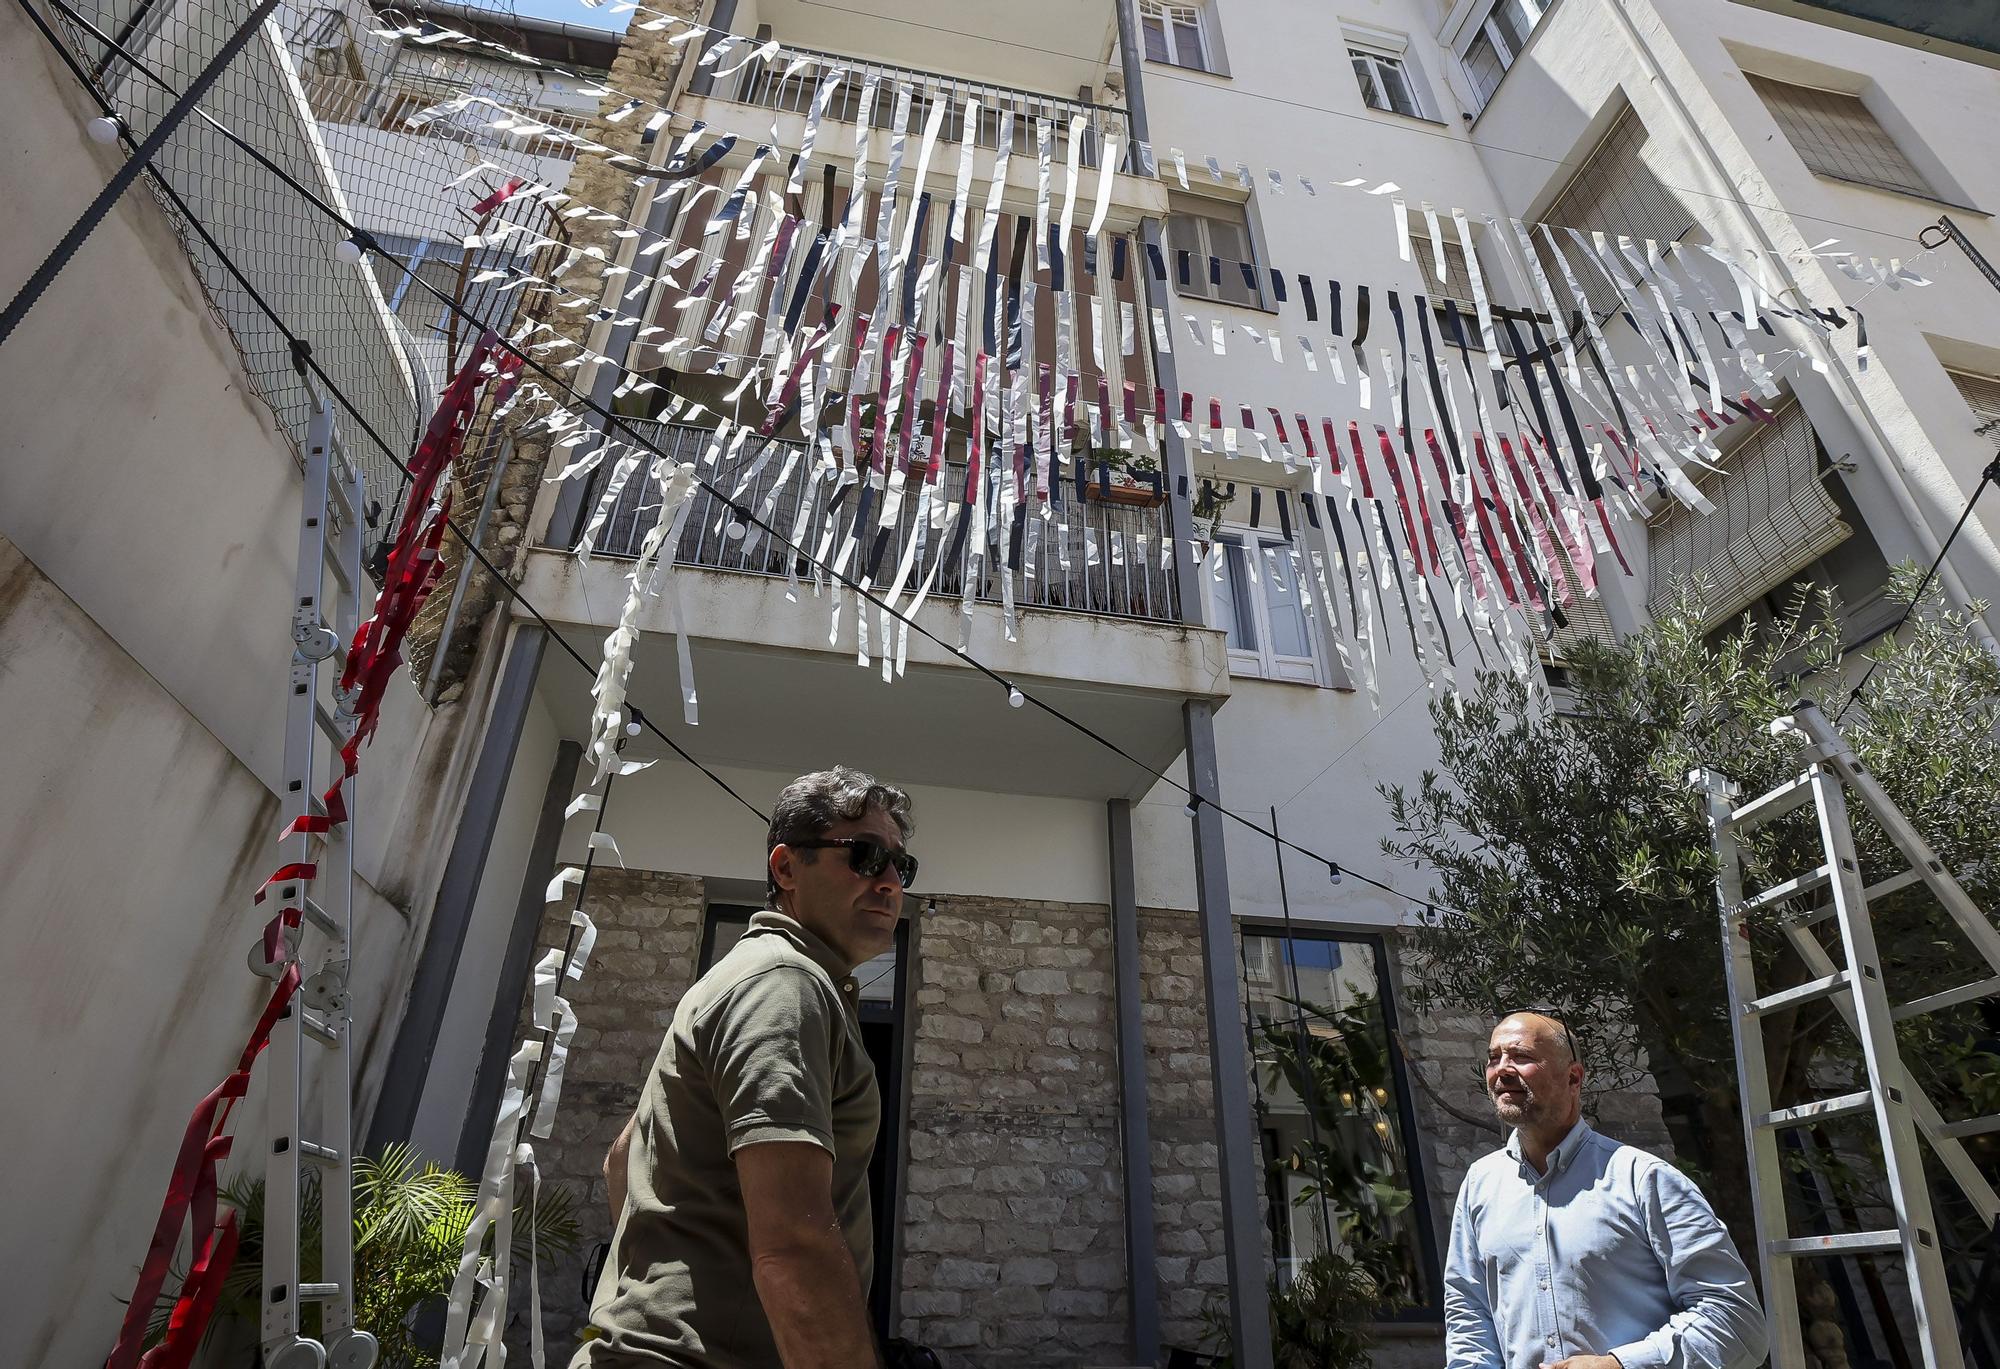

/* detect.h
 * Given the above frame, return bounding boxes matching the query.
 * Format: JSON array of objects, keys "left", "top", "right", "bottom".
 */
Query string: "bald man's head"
[
  {"left": 1485, "top": 1012, "right": 1584, "bottom": 1133},
  {"left": 1496, "top": 1012, "right": 1576, "bottom": 1065}
]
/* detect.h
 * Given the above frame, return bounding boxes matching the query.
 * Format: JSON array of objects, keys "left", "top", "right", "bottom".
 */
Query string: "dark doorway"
[{"left": 701, "top": 905, "right": 909, "bottom": 1338}]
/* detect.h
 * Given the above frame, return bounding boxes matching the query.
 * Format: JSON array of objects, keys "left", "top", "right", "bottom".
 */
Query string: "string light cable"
[
  {"left": 11, "top": 0, "right": 768, "bottom": 827},
  {"left": 1831, "top": 455, "right": 1999, "bottom": 722},
  {"left": 19, "top": 3, "right": 1553, "bottom": 919},
  {"left": 399, "top": 0, "right": 1938, "bottom": 251}
]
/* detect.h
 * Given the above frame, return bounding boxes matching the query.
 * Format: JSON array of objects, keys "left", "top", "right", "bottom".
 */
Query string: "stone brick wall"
[
  {"left": 1136, "top": 907, "right": 1239, "bottom": 1356},
  {"left": 898, "top": 896, "right": 1134, "bottom": 1366},
  {"left": 507, "top": 867, "right": 706, "bottom": 1356},
  {"left": 407, "top": 0, "right": 706, "bottom": 695}
]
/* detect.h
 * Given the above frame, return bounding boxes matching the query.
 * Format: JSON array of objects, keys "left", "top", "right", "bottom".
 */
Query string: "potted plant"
[
  {"left": 1082, "top": 447, "right": 1166, "bottom": 507},
  {"left": 1191, "top": 480, "right": 1238, "bottom": 538},
  {"left": 141, "top": 1144, "right": 580, "bottom": 1367}
]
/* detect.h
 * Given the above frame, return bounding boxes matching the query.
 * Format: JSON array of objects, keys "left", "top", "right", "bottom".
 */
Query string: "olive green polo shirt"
[{"left": 573, "top": 910, "right": 881, "bottom": 1368}]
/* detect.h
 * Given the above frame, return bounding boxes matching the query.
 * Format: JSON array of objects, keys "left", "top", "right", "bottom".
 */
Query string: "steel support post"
[{"left": 1108, "top": 798, "right": 1161, "bottom": 1366}]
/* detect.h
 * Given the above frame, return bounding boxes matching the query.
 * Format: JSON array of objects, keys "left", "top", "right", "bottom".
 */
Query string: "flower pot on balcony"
[{"left": 1083, "top": 481, "right": 1166, "bottom": 508}]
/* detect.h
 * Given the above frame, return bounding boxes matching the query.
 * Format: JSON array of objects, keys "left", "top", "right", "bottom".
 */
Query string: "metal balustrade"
[
  {"left": 722, "top": 41, "right": 1133, "bottom": 173},
  {"left": 579, "top": 421, "right": 1180, "bottom": 624}
]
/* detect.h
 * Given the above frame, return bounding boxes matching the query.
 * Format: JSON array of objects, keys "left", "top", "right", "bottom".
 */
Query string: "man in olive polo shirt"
[{"left": 573, "top": 767, "right": 916, "bottom": 1369}]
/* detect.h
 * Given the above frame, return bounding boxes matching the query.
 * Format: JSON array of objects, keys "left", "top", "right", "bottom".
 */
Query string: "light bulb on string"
[
  {"left": 334, "top": 235, "right": 367, "bottom": 265},
  {"left": 1006, "top": 685, "right": 1024, "bottom": 708},
  {"left": 626, "top": 706, "right": 646, "bottom": 738},
  {"left": 1327, "top": 862, "right": 1343, "bottom": 885},
  {"left": 86, "top": 116, "right": 121, "bottom": 144},
  {"left": 925, "top": 896, "right": 938, "bottom": 916},
  {"left": 1184, "top": 793, "right": 1201, "bottom": 818}
]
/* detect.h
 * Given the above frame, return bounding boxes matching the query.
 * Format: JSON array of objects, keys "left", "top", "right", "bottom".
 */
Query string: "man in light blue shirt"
[{"left": 1445, "top": 1012, "right": 1768, "bottom": 1369}]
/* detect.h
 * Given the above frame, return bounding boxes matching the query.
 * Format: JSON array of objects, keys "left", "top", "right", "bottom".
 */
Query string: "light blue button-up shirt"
[{"left": 1445, "top": 1121, "right": 1767, "bottom": 1369}]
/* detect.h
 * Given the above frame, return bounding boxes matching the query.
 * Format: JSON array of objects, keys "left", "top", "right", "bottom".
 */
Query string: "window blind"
[
  {"left": 1747, "top": 75, "right": 1933, "bottom": 199},
  {"left": 1646, "top": 401, "right": 1850, "bottom": 625}
]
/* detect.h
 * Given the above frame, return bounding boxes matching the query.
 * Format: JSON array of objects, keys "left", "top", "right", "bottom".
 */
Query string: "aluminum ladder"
[
  {"left": 1693, "top": 700, "right": 2000, "bottom": 1369},
  {"left": 248, "top": 381, "right": 378, "bottom": 1369}
]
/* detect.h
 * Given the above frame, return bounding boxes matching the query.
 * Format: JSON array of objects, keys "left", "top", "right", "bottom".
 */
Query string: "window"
[
  {"left": 1534, "top": 107, "right": 1697, "bottom": 317},
  {"left": 1212, "top": 528, "right": 1322, "bottom": 683},
  {"left": 1239, "top": 928, "right": 1437, "bottom": 1307},
  {"left": 1350, "top": 46, "right": 1424, "bottom": 119},
  {"left": 1140, "top": 0, "right": 1215, "bottom": 73},
  {"left": 1166, "top": 198, "right": 1266, "bottom": 310},
  {"left": 1457, "top": 0, "right": 1552, "bottom": 112},
  {"left": 1409, "top": 233, "right": 1477, "bottom": 311},
  {"left": 1948, "top": 369, "right": 2000, "bottom": 437},
  {"left": 1647, "top": 401, "right": 1888, "bottom": 636},
  {"left": 1746, "top": 75, "right": 1935, "bottom": 201}
]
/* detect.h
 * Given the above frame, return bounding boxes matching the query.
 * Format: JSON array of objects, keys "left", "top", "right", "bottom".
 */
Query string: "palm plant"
[{"left": 147, "top": 1144, "right": 578, "bottom": 1367}]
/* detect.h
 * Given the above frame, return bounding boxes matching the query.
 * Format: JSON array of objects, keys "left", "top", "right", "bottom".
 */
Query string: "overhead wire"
[
  {"left": 14, "top": 0, "right": 770, "bottom": 826},
  {"left": 24, "top": 0, "right": 1820, "bottom": 916},
  {"left": 787, "top": 0, "right": 1934, "bottom": 246}
]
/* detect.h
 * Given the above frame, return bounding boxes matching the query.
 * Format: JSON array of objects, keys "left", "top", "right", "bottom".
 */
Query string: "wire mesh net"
[{"left": 48, "top": 0, "right": 616, "bottom": 520}]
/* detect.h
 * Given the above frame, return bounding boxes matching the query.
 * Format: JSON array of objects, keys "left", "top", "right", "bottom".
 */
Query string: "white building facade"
[{"left": 7, "top": 0, "right": 1999, "bottom": 1364}]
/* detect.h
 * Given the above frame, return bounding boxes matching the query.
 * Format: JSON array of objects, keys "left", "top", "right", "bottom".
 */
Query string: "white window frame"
[
  {"left": 1349, "top": 44, "right": 1426, "bottom": 120},
  {"left": 1140, "top": 0, "right": 1218, "bottom": 74},
  {"left": 1210, "top": 526, "right": 1324, "bottom": 685},
  {"left": 1166, "top": 197, "right": 1270, "bottom": 312},
  {"left": 1454, "top": 0, "right": 1552, "bottom": 114}
]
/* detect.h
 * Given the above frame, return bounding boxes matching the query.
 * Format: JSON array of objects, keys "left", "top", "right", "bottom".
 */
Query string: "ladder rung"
[
  {"left": 1788, "top": 867, "right": 1925, "bottom": 928},
  {"left": 299, "top": 1139, "right": 342, "bottom": 1164},
  {"left": 1756, "top": 1090, "right": 1875, "bottom": 1129},
  {"left": 1893, "top": 974, "right": 2000, "bottom": 1022},
  {"left": 298, "top": 1283, "right": 342, "bottom": 1301},
  {"left": 314, "top": 700, "right": 346, "bottom": 742},
  {"left": 1865, "top": 867, "right": 1924, "bottom": 901},
  {"left": 301, "top": 1010, "right": 340, "bottom": 1047},
  {"left": 1771, "top": 1230, "right": 1902, "bottom": 1256},
  {"left": 1728, "top": 772, "right": 1815, "bottom": 830},
  {"left": 1937, "top": 1114, "right": 2000, "bottom": 1142},
  {"left": 1742, "top": 864, "right": 1833, "bottom": 913},
  {"left": 1748, "top": 970, "right": 1850, "bottom": 1016},
  {"left": 324, "top": 546, "right": 354, "bottom": 591},
  {"left": 302, "top": 898, "right": 340, "bottom": 938}
]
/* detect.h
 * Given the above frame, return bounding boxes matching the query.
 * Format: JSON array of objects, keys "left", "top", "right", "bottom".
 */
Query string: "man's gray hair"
[{"left": 767, "top": 766, "right": 914, "bottom": 905}]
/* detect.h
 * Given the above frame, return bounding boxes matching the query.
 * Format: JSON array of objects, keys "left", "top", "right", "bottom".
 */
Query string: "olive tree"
[{"left": 1380, "top": 571, "right": 2000, "bottom": 1284}]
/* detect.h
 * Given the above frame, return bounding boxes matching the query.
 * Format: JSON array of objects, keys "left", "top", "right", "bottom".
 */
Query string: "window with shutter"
[
  {"left": 1533, "top": 107, "right": 1698, "bottom": 317},
  {"left": 1166, "top": 198, "right": 1266, "bottom": 310},
  {"left": 1646, "top": 401, "right": 1854, "bottom": 626},
  {"left": 1746, "top": 75, "right": 1934, "bottom": 200},
  {"left": 1140, "top": 1, "right": 1214, "bottom": 73},
  {"left": 1948, "top": 370, "right": 2000, "bottom": 437}
]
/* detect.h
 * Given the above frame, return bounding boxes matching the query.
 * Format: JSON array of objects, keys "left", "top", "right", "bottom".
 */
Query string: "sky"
[{"left": 505, "top": 0, "right": 633, "bottom": 33}]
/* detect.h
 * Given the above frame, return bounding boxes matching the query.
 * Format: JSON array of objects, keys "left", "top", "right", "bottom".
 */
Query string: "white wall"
[
  {"left": 0, "top": 14, "right": 502, "bottom": 1363},
  {"left": 532, "top": 751, "right": 1120, "bottom": 908},
  {"left": 1125, "top": 0, "right": 2000, "bottom": 941},
  {"left": 1128, "top": 0, "right": 1522, "bottom": 933}
]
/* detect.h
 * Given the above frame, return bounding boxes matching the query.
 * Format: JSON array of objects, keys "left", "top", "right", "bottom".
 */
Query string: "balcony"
[
  {"left": 519, "top": 420, "right": 1225, "bottom": 802},
  {"left": 682, "top": 28, "right": 1168, "bottom": 233},
  {"left": 587, "top": 421, "right": 1179, "bottom": 623},
  {"left": 721, "top": 43, "right": 1134, "bottom": 173},
  {"left": 739, "top": 0, "right": 1121, "bottom": 103}
]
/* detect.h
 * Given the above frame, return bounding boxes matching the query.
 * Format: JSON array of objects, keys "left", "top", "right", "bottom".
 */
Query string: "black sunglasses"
[{"left": 792, "top": 837, "right": 920, "bottom": 890}]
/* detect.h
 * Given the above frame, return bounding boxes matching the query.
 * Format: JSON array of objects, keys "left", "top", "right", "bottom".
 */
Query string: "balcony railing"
[
  {"left": 293, "top": 68, "right": 598, "bottom": 162},
  {"left": 719, "top": 42, "right": 1134, "bottom": 173},
  {"left": 581, "top": 421, "right": 1180, "bottom": 625}
]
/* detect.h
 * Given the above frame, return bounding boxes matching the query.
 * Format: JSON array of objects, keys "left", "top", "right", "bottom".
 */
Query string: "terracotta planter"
[{"left": 1083, "top": 481, "right": 1166, "bottom": 508}]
